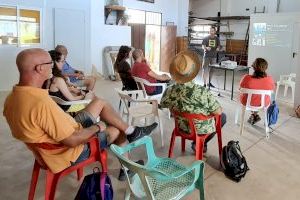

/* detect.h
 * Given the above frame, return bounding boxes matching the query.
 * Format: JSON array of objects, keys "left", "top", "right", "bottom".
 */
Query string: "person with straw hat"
[{"left": 160, "top": 50, "right": 226, "bottom": 153}]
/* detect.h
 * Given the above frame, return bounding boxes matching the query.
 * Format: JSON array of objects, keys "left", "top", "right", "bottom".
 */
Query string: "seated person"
[
  {"left": 239, "top": 58, "right": 275, "bottom": 125},
  {"left": 55, "top": 45, "right": 96, "bottom": 91},
  {"left": 3, "top": 48, "right": 157, "bottom": 181},
  {"left": 131, "top": 49, "right": 170, "bottom": 95},
  {"left": 114, "top": 46, "right": 138, "bottom": 90},
  {"left": 160, "top": 50, "right": 226, "bottom": 153}
]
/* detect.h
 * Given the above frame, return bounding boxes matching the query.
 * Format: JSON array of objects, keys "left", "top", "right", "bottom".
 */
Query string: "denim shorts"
[{"left": 71, "top": 110, "right": 108, "bottom": 165}]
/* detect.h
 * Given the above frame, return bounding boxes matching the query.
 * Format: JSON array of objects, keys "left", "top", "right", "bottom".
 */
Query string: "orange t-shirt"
[
  {"left": 239, "top": 75, "right": 275, "bottom": 107},
  {"left": 3, "top": 86, "right": 84, "bottom": 173}
]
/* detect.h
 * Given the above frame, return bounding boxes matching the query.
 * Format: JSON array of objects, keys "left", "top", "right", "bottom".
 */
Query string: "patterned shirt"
[{"left": 161, "top": 82, "right": 221, "bottom": 135}]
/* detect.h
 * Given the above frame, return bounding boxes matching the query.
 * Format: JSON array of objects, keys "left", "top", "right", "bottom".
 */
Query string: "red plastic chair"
[
  {"left": 168, "top": 110, "right": 222, "bottom": 161},
  {"left": 27, "top": 137, "right": 108, "bottom": 200}
]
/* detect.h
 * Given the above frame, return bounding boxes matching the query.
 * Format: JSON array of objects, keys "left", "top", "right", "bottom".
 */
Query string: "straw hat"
[{"left": 169, "top": 50, "right": 202, "bottom": 84}]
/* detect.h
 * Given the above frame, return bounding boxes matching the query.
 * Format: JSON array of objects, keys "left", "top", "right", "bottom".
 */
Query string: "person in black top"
[{"left": 114, "top": 46, "right": 138, "bottom": 90}]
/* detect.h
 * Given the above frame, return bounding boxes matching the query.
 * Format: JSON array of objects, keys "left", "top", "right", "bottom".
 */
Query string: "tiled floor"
[{"left": 0, "top": 73, "right": 299, "bottom": 200}]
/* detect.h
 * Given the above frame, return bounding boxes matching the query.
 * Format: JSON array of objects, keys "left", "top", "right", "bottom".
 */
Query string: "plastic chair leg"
[
  {"left": 100, "top": 150, "right": 108, "bottom": 172},
  {"left": 234, "top": 107, "right": 239, "bottom": 124},
  {"left": 283, "top": 85, "right": 288, "bottom": 97},
  {"left": 157, "top": 115, "right": 164, "bottom": 147},
  {"left": 240, "top": 107, "right": 246, "bottom": 135},
  {"left": 264, "top": 111, "right": 270, "bottom": 139},
  {"left": 45, "top": 171, "right": 59, "bottom": 200},
  {"left": 77, "top": 168, "right": 83, "bottom": 180},
  {"left": 168, "top": 131, "right": 176, "bottom": 158},
  {"left": 195, "top": 136, "right": 205, "bottom": 160},
  {"left": 196, "top": 164, "right": 205, "bottom": 200},
  {"left": 291, "top": 84, "right": 295, "bottom": 102},
  {"left": 28, "top": 161, "right": 40, "bottom": 200},
  {"left": 275, "top": 84, "right": 280, "bottom": 100},
  {"left": 181, "top": 138, "right": 186, "bottom": 153}
]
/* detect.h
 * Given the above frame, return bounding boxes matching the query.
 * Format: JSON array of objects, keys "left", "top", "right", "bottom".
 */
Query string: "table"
[
  {"left": 208, "top": 64, "right": 250, "bottom": 100},
  {"left": 224, "top": 53, "right": 240, "bottom": 62}
]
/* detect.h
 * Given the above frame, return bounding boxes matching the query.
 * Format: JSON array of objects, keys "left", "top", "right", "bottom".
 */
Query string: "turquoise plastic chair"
[{"left": 110, "top": 136, "right": 205, "bottom": 200}]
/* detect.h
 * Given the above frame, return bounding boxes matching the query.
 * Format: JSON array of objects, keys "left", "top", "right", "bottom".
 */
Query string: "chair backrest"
[
  {"left": 240, "top": 88, "right": 272, "bottom": 110},
  {"left": 110, "top": 136, "right": 160, "bottom": 198},
  {"left": 279, "top": 73, "right": 296, "bottom": 82},
  {"left": 115, "top": 88, "right": 144, "bottom": 113},
  {"left": 50, "top": 95, "right": 91, "bottom": 113},
  {"left": 172, "top": 110, "right": 217, "bottom": 139},
  {"left": 133, "top": 76, "right": 148, "bottom": 98}
]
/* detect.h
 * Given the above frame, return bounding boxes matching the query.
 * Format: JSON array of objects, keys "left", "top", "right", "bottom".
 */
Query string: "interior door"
[
  {"left": 160, "top": 25, "right": 177, "bottom": 72},
  {"left": 54, "top": 8, "right": 86, "bottom": 71},
  {"left": 130, "top": 24, "right": 145, "bottom": 53},
  {"left": 293, "top": 23, "right": 300, "bottom": 107}
]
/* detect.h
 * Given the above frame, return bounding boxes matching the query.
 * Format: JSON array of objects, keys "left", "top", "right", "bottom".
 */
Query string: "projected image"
[
  {"left": 252, "top": 23, "right": 292, "bottom": 47},
  {"left": 252, "top": 23, "right": 266, "bottom": 46}
]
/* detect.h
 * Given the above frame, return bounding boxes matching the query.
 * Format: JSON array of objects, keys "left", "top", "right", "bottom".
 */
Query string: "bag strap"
[{"left": 100, "top": 172, "right": 107, "bottom": 200}]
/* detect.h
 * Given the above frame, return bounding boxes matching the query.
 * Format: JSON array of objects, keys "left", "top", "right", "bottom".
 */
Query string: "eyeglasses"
[{"left": 34, "top": 61, "right": 54, "bottom": 69}]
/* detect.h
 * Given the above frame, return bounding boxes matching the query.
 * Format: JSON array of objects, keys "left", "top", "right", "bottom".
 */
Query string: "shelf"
[
  {"left": 105, "top": 5, "right": 126, "bottom": 25},
  {"left": 189, "top": 15, "right": 250, "bottom": 21},
  {"left": 105, "top": 5, "right": 126, "bottom": 11}
]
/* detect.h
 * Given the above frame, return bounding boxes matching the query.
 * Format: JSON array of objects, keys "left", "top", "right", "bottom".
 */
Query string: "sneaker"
[
  {"left": 253, "top": 114, "right": 261, "bottom": 124},
  {"left": 127, "top": 122, "right": 158, "bottom": 143},
  {"left": 203, "top": 84, "right": 207, "bottom": 88},
  {"left": 191, "top": 142, "right": 207, "bottom": 153},
  {"left": 118, "top": 160, "right": 144, "bottom": 181},
  {"left": 209, "top": 83, "right": 216, "bottom": 88},
  {"left": 247, "top": 114, "right": 255, "bottom": 125}
]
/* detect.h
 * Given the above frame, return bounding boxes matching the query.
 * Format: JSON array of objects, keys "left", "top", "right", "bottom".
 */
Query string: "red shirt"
[
  {"left": 132, "top": 61, "right": 157, "bottom": 94},
  {"left": 239, "top": 75, "right": 275, "bottom": 106}
]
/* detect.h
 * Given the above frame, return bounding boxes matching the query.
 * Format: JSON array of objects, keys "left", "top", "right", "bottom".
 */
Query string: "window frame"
[
  {"left": 127, "top": 8, "right": 162, "bottom": 26},
  {"left": 0, "top": 4, "right": 42, "bottom": 47}
]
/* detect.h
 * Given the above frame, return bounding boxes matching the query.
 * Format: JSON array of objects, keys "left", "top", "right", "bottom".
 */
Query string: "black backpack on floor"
[{"left": 221, "top": 140, "right": 249, "bottom": 182}]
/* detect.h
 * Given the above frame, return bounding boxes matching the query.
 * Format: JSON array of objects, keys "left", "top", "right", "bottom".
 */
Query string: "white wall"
[
  {"left": 44, "top": 0, "right": 91, "bottom": 72},
  {"left": 0, "top": 0, "right": 45, "bottom": 91},
  {"left": 177, "top": 0, "right": 189, "bottom": 36}
]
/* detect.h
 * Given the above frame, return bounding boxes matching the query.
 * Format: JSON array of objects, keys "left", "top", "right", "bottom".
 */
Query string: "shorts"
[
  {"left": 72, "top": 110, "right": 108, "bottom": 165},
  {"left": 202, "top": 57, "right": 217, "bottom": 74}
]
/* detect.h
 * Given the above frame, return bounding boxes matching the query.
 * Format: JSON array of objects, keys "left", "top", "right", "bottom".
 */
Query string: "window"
[
  {"left": 0, "top": 6, "right": 41, "bottom": 46},
  {"left": 127, "top": 9, "right": 162, "bottom": 25},
  {"left": 190, "top": 25, "right": 211, "bottom": 44},
  {"left": 127, "top": 9, "right": 145, "bottom": 24},
  {"left": 0, "top": 6, "right": 18, "bottom": 45}
]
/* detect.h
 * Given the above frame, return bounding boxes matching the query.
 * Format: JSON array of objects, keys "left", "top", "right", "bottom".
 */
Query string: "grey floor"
[{"left": 0, "top": 72, "right": 299, "bottom": 200}]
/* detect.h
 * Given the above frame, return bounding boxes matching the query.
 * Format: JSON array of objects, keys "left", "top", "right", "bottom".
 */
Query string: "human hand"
[
  {"left": 96, "top": 121, "right": 106, "bottom": 132},
  {"left": 206, "top": 47, "right": 211, "bottom": 51},
  {"left": 162, "top": 74, "right": 171, "bottom": 80},
  {"left": 84, "top": 91, "right": 95, "bottom": 100}
]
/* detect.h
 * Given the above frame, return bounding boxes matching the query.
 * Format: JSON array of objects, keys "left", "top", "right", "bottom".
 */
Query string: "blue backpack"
[
  {"left": 75, "top": 168, "right": 113, "bottom": 200},
  {"left": 267, "top": 101, "right": 279, "bottom": 127}
]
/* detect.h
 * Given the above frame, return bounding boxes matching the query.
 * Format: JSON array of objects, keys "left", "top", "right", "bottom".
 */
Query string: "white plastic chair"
[
  {"left": 275, "top": 73, "right": 296, "bottom": 103},
  {"left": 115, "top": 88, "right": 164, "bottom": 147},
  {"left": 133, "top": 76, "right": 167, "bottom": 101},
  {"left": 133, "top": 76, "right": 170, "bottom": 118},
  {"left": 50, "top": 95, "right": 91, "bottom": 113},
  {"left": 234, "top": 88, "right": 273, "bottom": 139}
]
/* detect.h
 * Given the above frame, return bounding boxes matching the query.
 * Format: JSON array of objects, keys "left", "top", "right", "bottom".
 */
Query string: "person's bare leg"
[
  {"left": 84, "top": 97, "right": 129, "bottom": 132},
  {"left": 105, "top": 126, "right": 128, "bottom": 157},
  {"left": 84, "top": 76, "right": 96, "bottom": 91}
]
